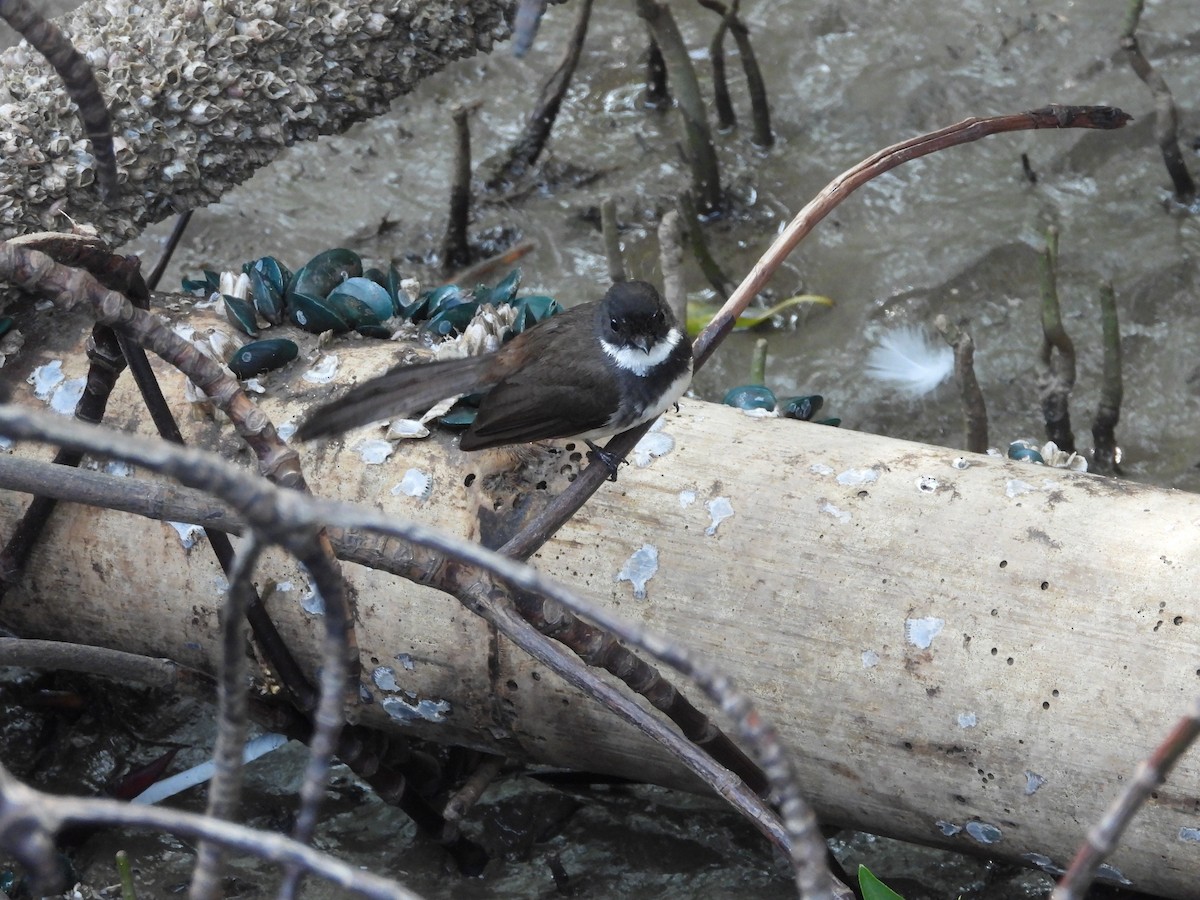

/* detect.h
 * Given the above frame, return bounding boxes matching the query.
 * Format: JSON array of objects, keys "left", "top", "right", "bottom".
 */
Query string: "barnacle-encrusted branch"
[{"left": 0, "top": 0, "right": 523, "bottom": 242}]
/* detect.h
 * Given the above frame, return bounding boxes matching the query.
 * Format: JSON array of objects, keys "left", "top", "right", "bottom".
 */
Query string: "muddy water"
[{"left": 7, "top": 0, "right": 1200, "bottom": 897}]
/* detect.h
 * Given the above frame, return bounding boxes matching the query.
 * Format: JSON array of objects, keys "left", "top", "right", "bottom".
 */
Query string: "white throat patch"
[{"left": 601, "top": 327, "right": 683, "bottom": 376}]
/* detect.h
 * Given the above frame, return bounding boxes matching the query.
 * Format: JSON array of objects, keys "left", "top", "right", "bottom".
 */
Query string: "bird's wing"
[
  {"left": 296, "top": 353, "right": 496, "bottom": 441},
  {"left": 459, "top": 372, "right": 619, "bottom": 449}
]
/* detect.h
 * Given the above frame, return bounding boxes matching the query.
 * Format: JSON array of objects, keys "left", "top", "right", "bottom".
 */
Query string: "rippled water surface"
[{"left": 128, "top": 0, "right": 1200, "bottom": 490}]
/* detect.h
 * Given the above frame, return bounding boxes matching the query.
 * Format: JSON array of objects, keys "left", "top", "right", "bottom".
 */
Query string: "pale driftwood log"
[
  {"left": 2, "top": 312, "right": 1199, "bottom": 898},
  {"left": 0, "top": 0, "right": 522, "bottom": 244}
]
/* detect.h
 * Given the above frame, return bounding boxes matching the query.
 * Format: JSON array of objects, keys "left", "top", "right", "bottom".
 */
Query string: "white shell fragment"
[
  {"left": 836, "top": 467, "right": 879, "bottom": 486},
  {"left": 1024, "top": 771, "right": 1047, "bottom": 795},
  {"left": 303, "top": 354, "right": 339, "bottom": 383},
  {"left": 1005, "top": 479, "right": 1038, "bottom": 499},
  {"left": 49, "top": 377, "right": 86, "bottom": 415},
  {"left": 385, "top": 418, "right": 430, "bottom": 440},
  {"left": 915, "top": 475, "right": 939, "bottom": 493},
  {"left": 632, "top": 430, "right": 675, "bottom": 467},
  {"left": 616, "top": 544, "right": 659, "bottom": 600},
  {"left": 300, "top": 585, "right": 324, "bottom": 616},
  {"left": 372, "top": 666, "right": 399, "bottom": 692},
  {"left": 1040, "top": 440, "right": 1089, "bottom": 472},
  {"left": 356, "top": 439, "right": 394, "bottom": 465},
  {"left": 905, "top": 616, "right": 944, "bottom": 649},
  {"left": 382, "top": 695, "right": 451, "bottom": 723},
  {"left": 705, "top": 497, "right": 734, "bottom": 535},
  {"left": 392, "top": 468, "right": 433, "bottom": 500},
  {"left": 418, "top": 395, "right": 458, "bottom": 425},
  {"left": 28, "top": 359, "right": 65, "bottom": 399},
  {"left": 819, "top": 500, "right": 851, "bottom": 523},
  {"left": 168, "top": 521, "right": 205, "bottom": 550},
  {"left": 678, "top": 489, "right": 697, "bottom": 508},
  {"left": 965, "top": 821, "right": 1003, "bottom": 845}
]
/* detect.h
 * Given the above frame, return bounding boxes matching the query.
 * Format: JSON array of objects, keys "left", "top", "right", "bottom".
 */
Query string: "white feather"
[{"left": 864, "top": 326, "right": 953, "bottom": 396}]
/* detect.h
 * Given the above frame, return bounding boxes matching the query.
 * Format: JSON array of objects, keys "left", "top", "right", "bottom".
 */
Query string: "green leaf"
[
  {"left": 686, "top": 293, "right": 833, "bottom": 335},
  {"left": 859, "top": 864, "right": 906, "bottom": 900}
]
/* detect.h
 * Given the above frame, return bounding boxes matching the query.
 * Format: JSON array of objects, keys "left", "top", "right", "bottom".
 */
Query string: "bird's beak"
[{"left": 631, "top": 335, "right": 651, "bottom": 353}]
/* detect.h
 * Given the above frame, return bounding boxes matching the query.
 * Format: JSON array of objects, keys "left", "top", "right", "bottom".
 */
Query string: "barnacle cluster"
[{"left": 0, "top": 0, "right": 517, "bottom": 243}]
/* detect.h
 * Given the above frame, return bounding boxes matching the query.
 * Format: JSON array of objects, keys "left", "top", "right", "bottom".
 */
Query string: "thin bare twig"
[
  {"left": 1120, "top": 0, "right": 1195, "bottom": 202},
  {"left": 657, "top": 208, "right": 686, "bottom": 326},
  {"left": 934, "top": 315, "right": 988, "bottom": 454},
  {"left": 279, "top": 538, "right": 354, "bottom": 899},
  {"left": 145, "top": 210, "right": 195, "bottom": 291},
  {"left": 1052, "top": 695, "right": 1200, "bottom": 899},
  {"left": 189, "top": 536, "right": 263, "bottom": 900},
  {"left": 441, "top": 101, "right": 479, "bottom": 273},
  {"left": 0, "top": 763, "right": 425, "bottom": 900},
  {"left": 634, "top": 0, "right": 723, "bottom": 215},
  {"left": 1090, "top": 281, "right": 1122, "bottom": 475},
  {"left": 1037, "top": 226, "right": 1076, "bottom": 453},
  {"left": 601, "top": 197, "right": 626, "bottom": 283},
  {"left": 442, "top": 755, "right": 507, "bottom": 824},
  {"left": 487, "top": 0, "right": 594, "bottom": 187}
]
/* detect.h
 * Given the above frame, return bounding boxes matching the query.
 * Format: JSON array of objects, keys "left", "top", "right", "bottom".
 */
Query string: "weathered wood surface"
[{"left": 1, "top": 308, "right": 1198, "bottom": 897}]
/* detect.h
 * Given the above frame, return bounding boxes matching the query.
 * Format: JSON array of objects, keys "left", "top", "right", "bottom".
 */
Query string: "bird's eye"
[
  {"left": 652, "top": 309, "right": 663, "bottom": 323},
  {"left": 610, "top": 317, "right": 620, "bottom": 331}
]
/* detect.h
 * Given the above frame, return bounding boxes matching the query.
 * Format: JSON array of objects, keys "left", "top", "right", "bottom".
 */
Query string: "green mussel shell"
[
  {"left": 222, "top": 294, "right": 259, "bottom": 337},
  {"left": 327, "top": 277, "right": 394, "bottom": 323},
  {"left": 289, "top": 292, "right": 351, "bottom": 334},
  {"left": 439, "top": 405, "right": 478, "bottom": 428},
  {"left": 508, "top": 294, "right": 562, "bottom": 333},
  {"left": 779, "top": 395, "right": 824, "bottom": 421},
  {"left": 423, "top": 301, "right": 480, "bottom": 337},
  {"left": 247, "top": 268, "right": 284, "bottom": 326},
  {"left": 286, "top": 248, "right": 363, "bottom": 304},
  {"left": 723, "top": 384, "right": 777, "bottom": 411},
  {"left": 227, "top": 338, "right": 299, "bottom": 379}
]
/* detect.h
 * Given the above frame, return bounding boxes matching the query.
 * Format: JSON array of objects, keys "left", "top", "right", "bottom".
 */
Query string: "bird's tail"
[{"left": 295, "top": 354, "right": 496, "bottom": 441}]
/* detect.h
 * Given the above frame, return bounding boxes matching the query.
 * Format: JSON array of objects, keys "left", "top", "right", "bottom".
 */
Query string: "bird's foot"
[{"left": 585, "top": 440, "right": 624, "bottom": 482}]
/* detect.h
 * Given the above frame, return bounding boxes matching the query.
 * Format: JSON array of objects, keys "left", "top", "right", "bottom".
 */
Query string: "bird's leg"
[{"left": 585, "top": 440, "right": 624, "bottom": 481}]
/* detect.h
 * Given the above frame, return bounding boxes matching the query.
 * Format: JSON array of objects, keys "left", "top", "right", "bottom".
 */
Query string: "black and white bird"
[{"left": 296, "top": 280, "right": 693, "bottom": 471}]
